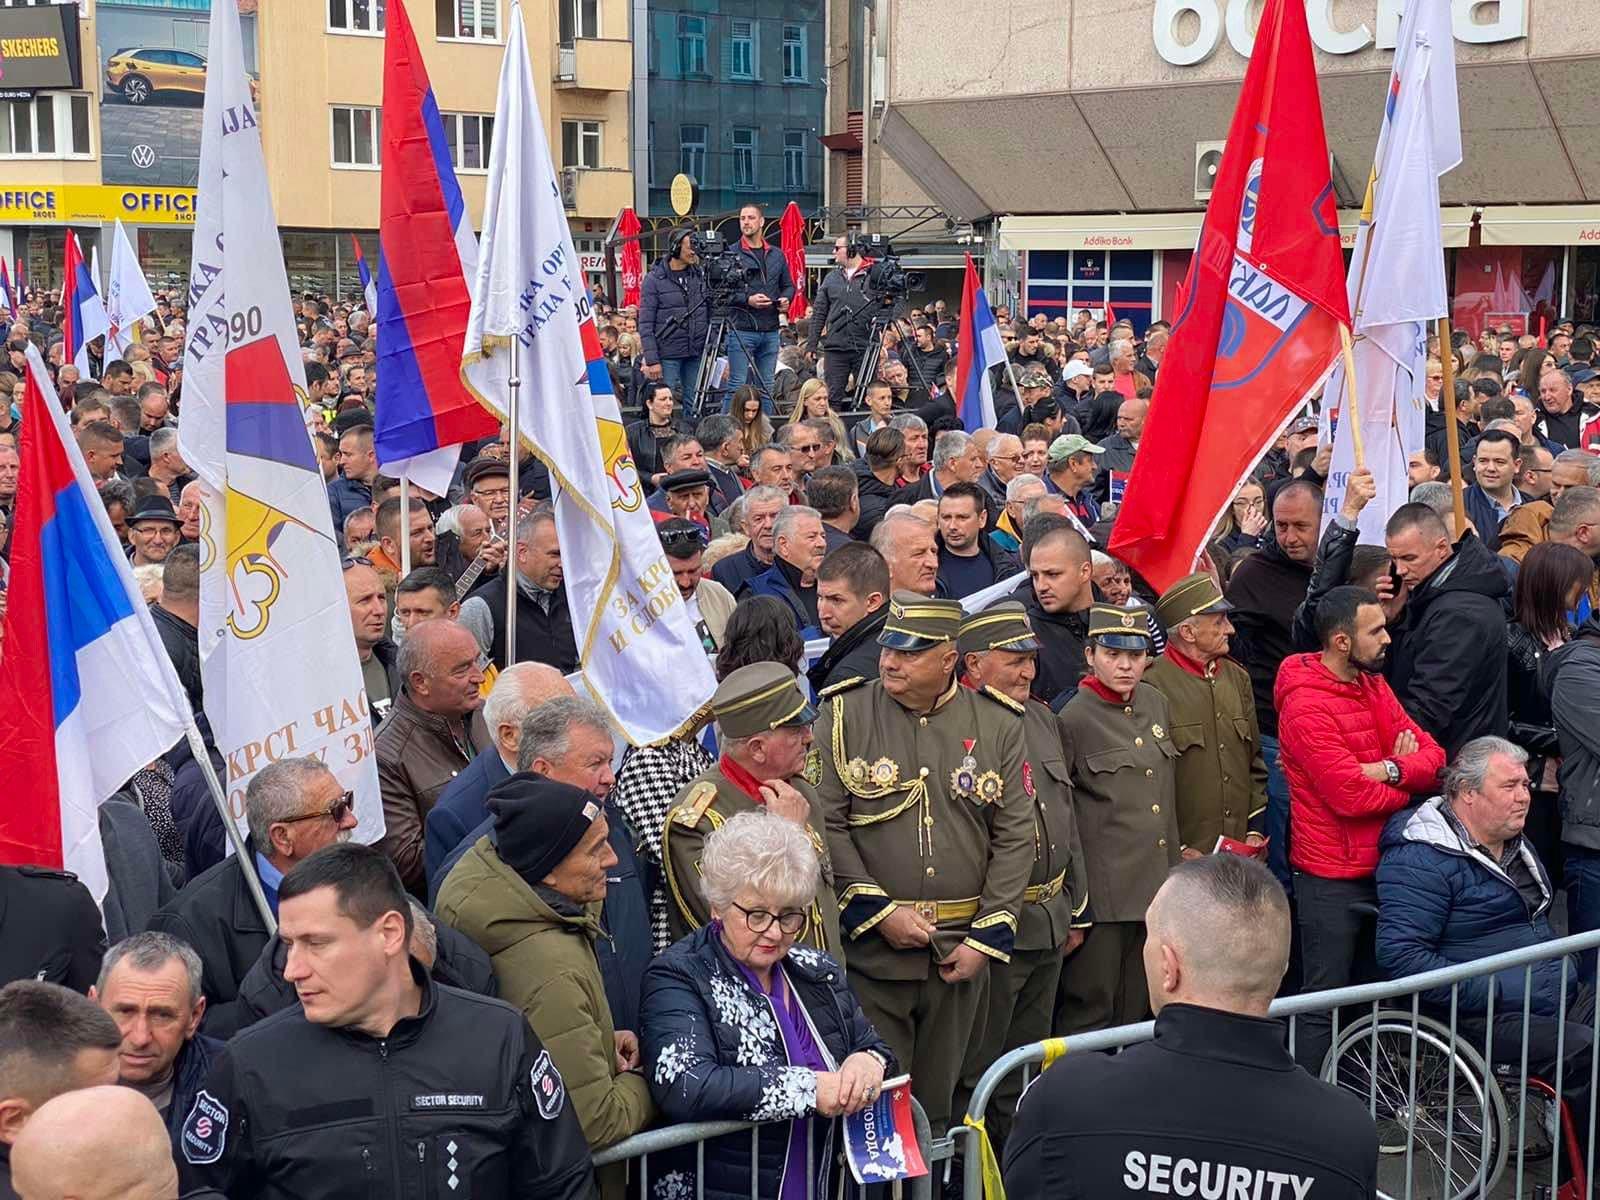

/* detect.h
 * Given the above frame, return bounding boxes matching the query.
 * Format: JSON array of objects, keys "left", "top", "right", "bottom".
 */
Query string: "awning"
[
  {"left": 997, "top": 208, "right": 1476, "bottom": 252},
  {"left": 1479, "top": 205, "right": 1600, "bottom": 246}
]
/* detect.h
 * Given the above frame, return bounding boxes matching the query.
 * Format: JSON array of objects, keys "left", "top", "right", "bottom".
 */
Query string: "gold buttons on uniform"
[
  {"left": 1145, "top": 768, "right": 1154, "bottom": 778},
  {"left": 919, "top": 717, "right": 928, "bottom": 727},
  {"left": 924, "top": 816, "right": 933, "bottom": 826},
  {"left": 926, "top": 867, "right": 936, "bottom": 877},
  {"left": 1124, "top": 706, "right": 1133, "bottom": 716},
  {"left": 1134, "top": 737, "right": 1144, "bottom": 747},
  {"left": 919, "top": 767, "right": 929, "bottom": 778},
  {"left": 1151, "top": 804, "right": 1161, "bottom": 814},
  {"left": 1158, "top": 838, "right": 1168, "bottom": 848}
]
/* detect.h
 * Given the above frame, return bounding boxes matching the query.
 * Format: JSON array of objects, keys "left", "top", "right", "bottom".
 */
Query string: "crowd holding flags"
[
  {"left": 61, "top": 230, "right": 109, "bottom": 376},
  {"left": 176, "top": 0, "right": 383, "bottom": 855},
  {"left": 460, "top": 0, "right": 715, "bottom": 745},
  {"left": 954, "top": 252, "right": 1004, "bottom": 435},
  {"left": 104, "top": 220, "right": 159, "bottom": 360}
]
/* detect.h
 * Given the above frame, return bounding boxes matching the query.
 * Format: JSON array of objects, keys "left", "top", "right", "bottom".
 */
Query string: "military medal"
[
  {"left": 974, "top": 770, "right": 1004, "bottom": 804},
  {"left": 1152, "top": 723, "right": 1165, "bottom": 740},
  {"left": 869, "top": 757, "right": 899, "bottom": 787},
  {"left": 846, "top": 757, "right": 871, "bottom": 789},
  {"left": 952, "top": 739, "right": 980, "bottom": 799}
]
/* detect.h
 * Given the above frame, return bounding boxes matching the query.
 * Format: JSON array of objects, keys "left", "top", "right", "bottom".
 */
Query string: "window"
[
  {"left": 329, "top": 0, "right": 384, "bottom": 34},
  {"left": 731, "top": 127, "right": 756, "bottom": 191},
  {"left": 558, "top": 0, "right": 596, "bottom": 42},
  {"left": 330, "top": 105, "right": 381, "bottom": 168},
  {"left": 677, "top": 14, "right": 706, "bottom": 76},
  {"left": 782, "top": 23, "right": 805, "bottom": 81},
  {"left": 560, "top": 119, "right": 601, "bottom": 169},
  {"left": 442, "top": 112, "right": 493, "bottom": 172},
  {"left": 729, "top": 18, "right": 754, "bottom": 79},
  {"left": 0, "top": 93, "right": 92, "bottom": 158},
  {"left": 679, "top": 124, "right": 706, "bottom": 182},
  {"left": 783, "top": 129, "right": 806, "bottom": 191},
  {"left": 436, "top": 0, "right": 497, "bottom": 40}
]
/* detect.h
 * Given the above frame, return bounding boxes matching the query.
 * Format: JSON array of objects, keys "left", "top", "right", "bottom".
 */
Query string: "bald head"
[
  {"left": 12, "top": 1086, "right": 177, "bottom": 1200},
  {"left": 1143, "top": 855, "right": 1290, "bottom": 1016}
]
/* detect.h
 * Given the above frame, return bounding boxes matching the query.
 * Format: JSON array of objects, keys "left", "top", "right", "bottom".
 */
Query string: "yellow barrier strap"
[
  {"left": 961, "top": 1114, "right": 1006, "bottom": 1200},
  {"left": 1038, "top": 1037, "right": 1070, "bottom": 1072}
]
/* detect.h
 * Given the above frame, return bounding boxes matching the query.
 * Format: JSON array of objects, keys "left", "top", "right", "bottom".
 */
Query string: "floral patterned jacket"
[{"left": 640, "top": 924, "right": 894, "bottom": 1200}]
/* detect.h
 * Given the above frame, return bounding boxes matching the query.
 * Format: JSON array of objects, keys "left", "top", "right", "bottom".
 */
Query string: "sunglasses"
[
  {"left": 660, "top": 526, "right": 708, "bottom": 550},
  {"left": 277, "top": 792, "right": 356, "bottom": 825},
  {"left": 341, "top": 555, "right": 373, "bottom": 569}
]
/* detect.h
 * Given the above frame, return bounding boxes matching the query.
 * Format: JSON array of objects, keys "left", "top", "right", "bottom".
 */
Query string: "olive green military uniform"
[
  {"left": 1055, "top": 605, "right": 1181, "bottom": 1035},
  {"left": 1144, "top": 572, "right": 1269, "bottom": 853},
  {"left": 661, "top": 662, "right": 841, "bottom": 954},
  {"left": 814, "top": 594, "right": 1034, "bottom": 1135}
]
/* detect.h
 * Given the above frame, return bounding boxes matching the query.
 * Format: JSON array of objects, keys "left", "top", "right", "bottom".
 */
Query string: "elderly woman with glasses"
[{"left": 642, "top": 811, "right": 894, "bottom": 1200}]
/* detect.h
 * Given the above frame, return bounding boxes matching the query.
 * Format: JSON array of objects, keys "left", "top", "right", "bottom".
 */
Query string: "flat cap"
[
  {"left": 713, "top": 662, "right": 816, "bottom": 739},
  {"left": 463, "top": 456, "right": 511, "bottom": 488},
  {"left": 877, "top": 590, "right": 963, "bottom": 652},
  {"left": 661, "top": 469, "right": 713, "bottom": 493}
]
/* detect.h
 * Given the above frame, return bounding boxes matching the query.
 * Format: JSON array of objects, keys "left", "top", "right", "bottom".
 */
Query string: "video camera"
[
  {"left": 851, "top": 233, "right": 925, "bottom": 299},
  {"left": 688, "top": 229, "right": 760, "bottom": 295}
]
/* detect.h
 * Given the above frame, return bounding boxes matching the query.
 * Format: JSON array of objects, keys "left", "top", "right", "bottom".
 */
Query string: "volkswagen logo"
[{"left": 130, "top": 143, "right": 158, "bottom": 170}]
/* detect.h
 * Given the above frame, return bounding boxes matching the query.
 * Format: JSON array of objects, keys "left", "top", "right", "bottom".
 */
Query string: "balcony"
[
  {"left": 554, "top": 39, "right": 631, "bottom": 92},
  {"left": 561, "top": 166, "right": 632, "bottom": 217}
]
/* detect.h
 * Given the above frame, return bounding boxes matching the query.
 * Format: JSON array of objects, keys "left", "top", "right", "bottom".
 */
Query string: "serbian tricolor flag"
[
  {"left": 954, "top": 253, "right": 1004, "bottom": 434},
  {"left": 62, "top": 231, "right": 110, "bottom": 375},
  {"left": 843, "top": 1075, "right": 928, "bottom": 1184},
  {"left": 352, "top": 235, "right": 378, "bottom": 314},
  {"left": 1110, "top": 0, "right": 1349, "bottom": 591},
  {"left": 375, "top": 0, "right": 498, "bottom": 495},
  {"left": 0, "top": 345, "right": 190, "bottom": 901},
  {"left": 0, "top": 259, "right": 17, "bottom": 320}
]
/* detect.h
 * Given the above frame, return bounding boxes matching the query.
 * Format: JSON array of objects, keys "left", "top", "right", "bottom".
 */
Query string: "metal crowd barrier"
[
  {"left": 957, "top": 926, "right": 1600, "bottom": 1200},
  {"left": 593, "top": 1093, "right": 940, "bottom": 1199}
]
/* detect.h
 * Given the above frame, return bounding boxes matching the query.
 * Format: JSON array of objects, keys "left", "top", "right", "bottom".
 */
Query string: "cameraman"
[
  {"left": 639, "top": 228, "right": 710, "bottom": 404},
  {"left": 807, "top": 234, "right": 879, "bottom": 406},
  {"left": 726, "top": 203, "right": 795, "bottom": 408}
]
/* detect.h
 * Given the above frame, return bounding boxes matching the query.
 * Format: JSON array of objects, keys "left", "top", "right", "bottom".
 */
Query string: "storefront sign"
[
  {"left": 0, "top": 184, "right": 198, "bottom": 225},
  {"left": 0, "top": 4, "right": 82, "bottom": 97},
  {"left": 1153, "top": 0, "right": 1527, "bottom": 66}
]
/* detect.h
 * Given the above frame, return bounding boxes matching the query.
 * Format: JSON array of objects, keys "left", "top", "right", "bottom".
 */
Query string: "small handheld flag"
[
  {"left": 953, "top": 253, "right": 1004, "bottom": 434},
  {"left": 351, "top": 235, "right": 378, "bottom": 314}
]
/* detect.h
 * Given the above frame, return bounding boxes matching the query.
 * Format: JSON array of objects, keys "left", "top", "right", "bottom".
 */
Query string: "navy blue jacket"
[
  {"left": 433, "top": 801, "right": 653, "bottom": 1032},
  {"left": 740, "top": 562, "right": 820, "bottom": 639},
  {"left": 165, "top": 1032, "right": 223, "bottom": 1150},
  {"left": 641, "top": 926, "right": 893, "bottom": 1200},
  {"left": 326, "top": 474, "right": 373, "bottom": 533},
  {"left": 639, "top": 259, "right": 710, "bottom": 364},
  {"left": 729, "top": 239, "right": 795, "bottom": 334},
  {"left": 1376, "top": 798, "right": 1576, "bottom": 1017},
  {"left": 424, "top": 746, "right": 512, "bottom": 896}
]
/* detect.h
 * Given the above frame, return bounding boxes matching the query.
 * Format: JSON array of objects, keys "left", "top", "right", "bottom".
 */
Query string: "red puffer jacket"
[{"left": 1274, "top": 653, "right": 1445, "bottom": 880}]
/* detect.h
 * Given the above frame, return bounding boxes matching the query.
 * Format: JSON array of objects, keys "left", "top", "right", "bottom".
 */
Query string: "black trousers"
[
  {"left": 1458, "top": 990, "right": 1597, "bottom": 1154},
  {"left": 1293, "top": 872, "right": 1380, "bottom": 1074},
  {"left": 823, "top": 344, "right": 863, "bottom": 406}
]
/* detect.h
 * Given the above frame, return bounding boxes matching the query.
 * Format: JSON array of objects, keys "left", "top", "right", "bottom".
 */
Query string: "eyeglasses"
[
  {"left": 731, "top": 901, "right": 807, "bottom": 935},
  {"left": 793, "top": 442, "right": 822, "bottom": 453},
  {"left": 340, "top": 555, "right": 373, "bottom": 569},
  {"left": 660, "top": 525, "right": 708, "bottom": 550},
  {"left": 472, "top": 485, "right": 511, "bottom": 501},
  {"left": 277, "top": 792, "right": 356, "bottom": 825}
]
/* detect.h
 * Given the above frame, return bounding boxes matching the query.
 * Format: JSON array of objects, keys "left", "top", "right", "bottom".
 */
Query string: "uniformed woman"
[{"left": 1054, "top": 603, "right": 1181, "bottom": 1034}]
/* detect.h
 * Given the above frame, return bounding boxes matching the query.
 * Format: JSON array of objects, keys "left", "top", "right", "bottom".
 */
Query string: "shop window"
[
  {"left": 436, "top": 0, "right": 497, "bottom": 41},
  {"left": 1451, "top": 245, "right": 1563, "bottom": 339},
  {"left": 330, "top": 105, "right": 381, "bottom": 169},
  {"left": 442, "top": 112, "right": 493, "bottom": 172},
  {"left": 1024, "top": 249, "right": 1156, "bottom": 335},
  {"left": 0, "top": 93, "right": 92, "bottom": 159}
]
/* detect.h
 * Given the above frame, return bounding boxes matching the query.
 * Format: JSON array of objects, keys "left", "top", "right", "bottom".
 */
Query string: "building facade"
[{"left": 0, "top": 0, "right": 632, "bottom": 299}]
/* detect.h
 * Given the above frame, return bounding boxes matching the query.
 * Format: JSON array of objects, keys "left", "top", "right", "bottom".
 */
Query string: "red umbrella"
[
  {"left": 780, "top": 202, "right": 807, "bottom": 322},
  {"left": 618, "top": 207, "right": 643, "bottom": 308}
]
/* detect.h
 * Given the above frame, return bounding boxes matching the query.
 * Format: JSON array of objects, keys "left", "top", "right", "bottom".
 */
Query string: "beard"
[{"left": 1349, "top": 648, "right": 1387, "bottom": 675}]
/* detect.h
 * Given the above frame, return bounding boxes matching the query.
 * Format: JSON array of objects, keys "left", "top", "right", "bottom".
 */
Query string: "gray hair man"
[
  {"left": 150, "top": 756, "right": 355, "bottom": 1036},
  {"left": 742, "top": 504, "right": 827, "bottom": 633},
  {"left": 146, "top": 427, "right": 190, "bottom": 502},
  {"left": 870, "top": 509, "right": 939, "bottom": 597},
  {"left": 1006, "top": 856, "right": 1379, "bottom": 1196},
  {"left": 456, "top": 508, "right": 580, "bottom": 673},
  {"left": 889, "top": 411, "right": 929, "bottom": 477},
  {"left": 710, "top": 483, "right": 789, "bottom": 594},
  {"left": 89, "top": 933, "right": 213, "bottom": 1142},
  {"left": 927, "top": 430, "right": 984, "bottom": 496}
]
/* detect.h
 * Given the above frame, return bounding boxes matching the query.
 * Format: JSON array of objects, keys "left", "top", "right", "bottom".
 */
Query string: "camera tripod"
[
  {"left": 847, "top": 310, "right": 937, "bottom": 410},
  {"left": 692, "top": 310, "right": 775, "bottom": 426}
]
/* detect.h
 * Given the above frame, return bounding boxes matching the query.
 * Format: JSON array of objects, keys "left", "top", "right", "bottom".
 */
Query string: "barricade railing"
[
  {"left": 957, "top": 926, "right": 1600, "bottom": 1200},
  {"left": 593, "top": 1092, "right": 939, "bottom": 1199}
]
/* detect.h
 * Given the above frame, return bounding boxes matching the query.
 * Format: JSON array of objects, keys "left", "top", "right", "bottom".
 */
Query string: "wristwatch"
[{"left": 1383, "top": 759, "right": 1401, "bottom": 786}]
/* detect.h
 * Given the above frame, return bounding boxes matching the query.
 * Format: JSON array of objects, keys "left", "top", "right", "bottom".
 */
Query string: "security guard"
[
  {"left": 1144, "top": 572, "right": 1268, "bottom": 856},
  {"left": 1055, "top": 603, "right": 1180, "bottom": 1034},
  {"left": 0, "top": 865, "right": 105, "bottom": 991},
  {"left": 179, "top": 843, "right": 596, "bottom": 1200},
  {"left": 1005, "top": 856, "right": 1379, "bottom": 1198},
  {"left": 815, "top": 591, "right": 1033, "bottom": 1135},
  {"left": 662, "top": 662, "right": 841, "bottom": 953},
  {"left": 955, "top": 603, "right": 1091, "bottom": 1142}
]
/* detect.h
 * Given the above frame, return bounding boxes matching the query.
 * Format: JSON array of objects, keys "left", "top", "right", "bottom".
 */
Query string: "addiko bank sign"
[
  {"left": 0, "top": 185, "right": 197, "bottom": 225},
  {"left": 1154, "top": 0, "right": 1527, "bottom": 65}
]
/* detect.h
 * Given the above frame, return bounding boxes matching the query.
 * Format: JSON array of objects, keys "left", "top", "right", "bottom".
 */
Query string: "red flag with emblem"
[
  {"left": 1109, "top": 0, "right": 1350, "bottom": 591},
  {"left": 780, "top": 201, "right": 808, "bottom": 322}
]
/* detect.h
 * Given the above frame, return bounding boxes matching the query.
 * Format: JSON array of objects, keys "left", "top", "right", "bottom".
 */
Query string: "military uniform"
[
  {"left": 0, "top": 865, "right": 106, "bottom": 991},
  {"left": 814, "top": 593, "right": 1034, "bottom": 1135},
  {"left": 1055, "top": 606, "right": 1181, "bottom": 1034},
  {"left": 1145, "top": 573, "right": 1269, "bottom": 852}
]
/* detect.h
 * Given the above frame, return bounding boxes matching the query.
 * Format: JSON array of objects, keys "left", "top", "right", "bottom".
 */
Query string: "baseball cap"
[{"left": 1046, "top": 434, "right": 1105, "bottom": 465}]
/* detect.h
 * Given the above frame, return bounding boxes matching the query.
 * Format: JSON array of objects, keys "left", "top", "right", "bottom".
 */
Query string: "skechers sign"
[
  {"left": 1154, "top": 0, "right": 1527, "bottom": 66},
  {"left": 0, "top": 4, "right": 81, "bottom": 99}
]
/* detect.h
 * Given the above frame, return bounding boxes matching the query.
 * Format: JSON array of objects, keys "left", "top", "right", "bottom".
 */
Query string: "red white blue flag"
[
  {"left": 351, "top": 234, "right": 378, "bottom": 315},
  {"left": 0, "top": 259, "right": 17, "bottom": 320},
  {"left": 954, "top": 253, "right": 1004, "bottom": 435},
  {"left": 843, "top": 1075, "right": 928, "bottom": 1184},
  {"left": 62, "top": 231, "right": 109, "bottom": 375}
]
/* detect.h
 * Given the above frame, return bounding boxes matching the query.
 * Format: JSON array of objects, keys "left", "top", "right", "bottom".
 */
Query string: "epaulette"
[
  {"left": 818, "top": 675, "right": 867, "bottom": 699},
  {"left": 17, "top": 866, "right": 78, "bottom": 881},
  {"left": 978, "top": 684, "right": 1026, "bottom": 715},
  {"left": 671, "top": 780, "right": 719, "bottom": 828}
]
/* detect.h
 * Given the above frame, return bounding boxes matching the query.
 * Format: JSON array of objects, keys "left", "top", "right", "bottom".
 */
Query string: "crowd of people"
[{"left": 6, "top": 209, "right": 1600, "bottom": 1198}]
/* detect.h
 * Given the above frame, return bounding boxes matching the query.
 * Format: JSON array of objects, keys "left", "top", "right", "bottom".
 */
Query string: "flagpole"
[
  {"left": 1337, "top": 325, "right": 1365, "bottom": 469},
  {"left": 182, "top": 720, "right": 277, "bottom": 934},
  {"left": 504, "top": 337, "right": 520, "bottom": 667},
  {"left": 399, "top": 474, "right": 412, "bottom": 577},
  {"left": 1437, "top": 316, "right": 1468, "bottom": 540}
]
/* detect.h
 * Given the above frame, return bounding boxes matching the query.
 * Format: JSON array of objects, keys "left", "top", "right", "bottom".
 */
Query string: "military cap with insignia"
[
  {"left": 876, "top": 591, "right": 963, "bottom": 652},
  {"left": 713, "top": 661, "right": 817, "bottom": 738},
  {"left": 1154, "top": 571, "right": 1234, "bottom": 632},
  {"left": 1087, "top": 602, "right": 1155, "bottom": 651},
  {"left": 957, "top": 601, "right": 1043, "bottom": 656}
]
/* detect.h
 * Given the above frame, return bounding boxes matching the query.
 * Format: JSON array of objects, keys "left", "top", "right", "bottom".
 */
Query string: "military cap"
[
  {"left": 661, "top": 468, "right": 713, "bottom": 493},
  {"left": 1288, "top": 411, "right": 1320, "bottom": 435},
  {"left": 712, "top": 662, "right": 817, "bottom": 739},
  {"left": 957, "top": 601, "right": 1042, "bottom": 656},
  {"left": 1047, "top": 433, "right": 1105, "bottom": 465},
  {"left": 463, "top": 456, "right": 511, "bottom": 488},
  {"left": 1155, "top": 571, "right": 1233, "bottom": 631},
  {"left": 876, "top": 590, "right": 963, "bottom": 652},
  {"left": 1017, "top": 367, "right": 1052, "bottom": 390},
  {"left": 1087, "top": 602, "right": 1154, "bottom": 651}
]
